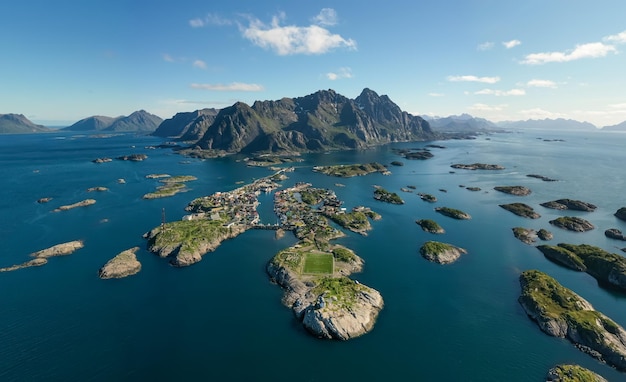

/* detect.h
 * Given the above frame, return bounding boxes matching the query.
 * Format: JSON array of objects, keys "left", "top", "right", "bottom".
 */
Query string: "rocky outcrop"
[
  {"left": 416, "top": 219, "right": 445, "bottom": 234},
  {"left": 540, "top": 199, "right": 597, "bottom": 212},
  {"left": 494, "top": 185, "right": 532, "bottom": 196},
  {"left": 450, "top": 163, "right": 504, "bottom": 170},
  {"left": 152, "top": 108, "right": 219, "bottom": 140},
  {"left": 519, "top": 270, "right": 626, "bottom": 371},
  {"left": 98, "top": 247, "right": 141, "bottom": 279},
  {"left": 512, "top": 227, "right": 538, "bottom": 245},
  {"left": 500, "top": 203, "right": 541, "bottom": 219},
  {"left": 0, "top": 258, "right": 48, "bottom": 272},
  {"left": 92, "top": 157, "right": 112, "bottom": 163},
  {"left": 549, "top": 217, "right": 594, "bottom": 232},
  {"left": 53, "top": 199, "right": 96, "bottom": 212},
  {"left": 605, "top": 228, "right": 626, "bottom": 241},
  {"left": 615, "top": 207, "right": 626, "bottom": 222},
  {"left": 420, "top": 241, "right": 467, "bottom": 264},
  {"left": 30, "top": 240, "right": 84, "bottom": 258},
  {"left": 527, "top": 174, "right": 557, "bottom": 182},
  {"left": 537, "top": 229, "right": 553, "bottom": 241},
  {"left": 546, "top": 364, "right": 608, "bottom": 382},
  {"left": 116, "top": 154, "right": 147, "bottom": 161}
]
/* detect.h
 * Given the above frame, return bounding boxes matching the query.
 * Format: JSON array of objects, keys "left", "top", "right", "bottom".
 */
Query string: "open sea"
[{"left": 1, "top": 129, "right": 626, "bottom": 381}]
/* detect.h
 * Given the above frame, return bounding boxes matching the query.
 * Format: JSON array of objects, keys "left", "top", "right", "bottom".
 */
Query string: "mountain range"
[
  {"left": 423, "top": 113, "right": 500, "bottom": 132},
  {"left": 62, "top": 110, "right": 163, "bottom": 132},
  {"left": 0, "top": 114, "right": 50, "bottom": 134},
  {"left": 154, "top": 88, "right": 434, "bottom": 154}
]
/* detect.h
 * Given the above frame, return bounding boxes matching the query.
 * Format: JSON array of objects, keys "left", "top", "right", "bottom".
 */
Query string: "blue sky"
[{"left": 3, "top": 1, "right": 626, "bottom": 127}]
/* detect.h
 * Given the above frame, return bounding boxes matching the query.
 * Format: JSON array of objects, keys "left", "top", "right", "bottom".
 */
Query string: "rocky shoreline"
[
  {"left": 53, "top": 199, "right": 96, "bottom": 212},
  {"left": 99, "top": 247, "right": 142, "bottom": 279},
  {"left": 419, "top": 241, "right": 467, "bottom": 264},
  {"left": 0, "top": 240, "right": 84, "bottom": 272}
]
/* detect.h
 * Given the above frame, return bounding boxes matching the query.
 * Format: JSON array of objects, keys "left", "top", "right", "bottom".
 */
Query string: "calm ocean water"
[{"left": 1, "top": 130, "right": 626, "bottom": 381}]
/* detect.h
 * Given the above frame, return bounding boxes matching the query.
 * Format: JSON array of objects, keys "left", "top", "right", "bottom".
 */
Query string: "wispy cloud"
[
  {"left": 241, "top": 10, "right": 356, "bottom": 55},
  {"left": 609, "top": 102, "right": 626, "bottom": 109},
  {"left": 518, "top": 108, "right": 564, "bottom": 119},
  {"left": 189, "top": 13, "right": 232, "bottom": 28},
  {"left": 193, "top": 60, "right": 207, "bottom": 69},
  {"left": 162, "top": 53, "right": 175, "bottom": 62},
  {"left": 312, "top": 8, "right": 338, "bottom": 26},
  {"left": 477, "top": 42, "right": 494, "bottom": 51},
  {"left": 326, "top": 67, "right": 352, "bottom": 80},
  {"left": 522, "top": 42, "right": 617, "bottom": 65},
  {"left": 468, "top": 103, "right": 507, "bottom": 112},
  {"left": 526, "top": 79, "right": 557, "bottom": 88},
  {"left": 475, "top": 88, "right": 526, "bottom": 96},
  {"left": 604, "top": 30, "right": 626, "bottom": 44},
  {"left": 447, "top": 75, "right": 500, "bottom": 84},
  {"left": 190, "top": 82, "right": 264, "bottom": 91},
  {"left": 428, "top": 93, "right": 444, "bottom": 97},
  {"left": 503, "top": 39, "right": 521, "bottom": 49}
]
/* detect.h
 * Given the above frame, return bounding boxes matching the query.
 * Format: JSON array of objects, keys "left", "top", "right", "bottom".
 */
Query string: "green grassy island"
[
  {"left": 536, "top": 243, "right": 626, "bottom": 291},
  {"left": 373, "top": 188, "right": 404, "bottom": 204},
  {"left": 549, "top": 216, "right": 594, "bottom": 232},
  {"left": 313, "top": 162, "right": 390, "bottom": 177},
  {"left": 416, "top": 219, "right": 445, "bottom": 234},
  {"left": 518, "top": 270, "right": 626, "bottom": 371},
  {"left": 500, "top": 203, "right": 541, "bottom": 219},
  {"left": 434, "top": 206, "right": 471, "bottom": 220},
  {"left": 546, "top": 364, "right": 607, "bottom": 382},
  {"left": 494, "top": 185, "right": 532, "bottom": 196},
  {"left": 143, "top": 175, "right": 197, "bottom": 199},
  {"left": 419, "top": 241, "right": 466, "bottom": 264}
]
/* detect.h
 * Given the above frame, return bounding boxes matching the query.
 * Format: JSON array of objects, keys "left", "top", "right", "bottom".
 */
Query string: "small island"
[
  {"left": 116, "top": 154, "right": 147, "bottom": 161},
  {"left": 536, "top": 243, "right": 626, "bottom": 291},
  {"left": 87, "top": 186, "right": 108, "bottom": 192},
  {"left": 419, "top": 241, "right": 467, "bottom": 264},
  {"left": 605, "top": 228, "right": 626, "bottom": 241},
  {"left": 540, "top": 199, "right": 597, "bottom": 212},
  {"left": 494, "top": 185, "right": 532, "bottom": 196},
  {"left": 393, "top": 148, "right": 433, "bottom": 160},
  {"left": 615, "top": 207, "right": 626, "bottom": 222},
  {"left": 537, "top": 229, "right": 553, "bottom": 241},
  {"left": 549, "top": 216, "right": 594, "bottom": 232},
  {"left": 313, "top": 162, "right": 389, "bottom": 177},
  {"left": 499, "top": 203, "right": 540, "bottom": 219},
  {"left": 416, "top": 219, "right": 445, "bottom": 234},
  {"left": 373, "top": 188, "right": 404, "bottom": 204},
  {"left": 518, "top": 270, "right": 626, "bottom": 371},
  {"left": 434, "top": 206, "right": 471, "bottom": 220},
  {"left": 546, "top": 364, "right": 607, "bottom": 382},
  {"left": 451, "top": 163, "right": 504, "bottom": 170},
  {"left": 37, "top": 197, "right": 52, "bottom": 203},
  {"left": 527, "top": 174, "right": 558, "bottom": 182},
  {"left": 143, "top": 175, "right": 197, "bottom": 199},
  {"left": 245, "top": 154, "right": 303, "bottom": 167},
  {"left": 98, "top": 247, "right": 141, "bottom": 279},
  {"left": 1, "top": 240, "right": 84, "bottom": 272},
  {"left": 53, "top": 199, "right": 96, "bottom": 212},
  {"left": 512, "top": 227, "right": 538, "bottom": 245},
  {"left": 418, "top": 193, "right": 437, "bottom": 203},
  {"left": 92, "top": 157, "right": 112, "bottom": 164}
]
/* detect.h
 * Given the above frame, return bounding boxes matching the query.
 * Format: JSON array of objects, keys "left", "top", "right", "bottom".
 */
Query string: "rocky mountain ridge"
[{"left": 0, "top": 114, "right": 50, "bottom": 134}]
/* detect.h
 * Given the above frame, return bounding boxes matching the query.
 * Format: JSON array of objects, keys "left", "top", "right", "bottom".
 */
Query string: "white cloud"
[
  {"left": 477, "top": 42, "right": 494, "bottom": 51},
  {"left": 313, "top": 8, "right": 338, "bottom": 26},
  {"left": 326, "top": 67, "right": 352, "bottom": 80},
  {"left": 503, "top": 39, "right": 521, "bottom": 49},
  {"left": 475, "top": 88, "right": 526, "bottom": 96},
  {"left": 190, "top": 82, "right": 264, "bottom": 91},
  {"left": 609, "top": 102, "right": 626, "bottom": 109},
  {"left": 190, "top": 13, "right": 232, "bottom": 28},
  {"left": 193, "top": 60, "right": 207, "bottom": 69},
  {"left": 162, "top": 53, "right": 175, "bottom": 62},
  {"left": 604, "top": 30, "right": 626, "bottom": 44},
  {"left": 468, "top": 103, "right": 507, "bottom": 112},
  {"left": 526, "top": 79, "right": 557, "bottom": 88},
  {"left": 521, "top": 42, "right": 617, "bottom": 65},
  {"left": 447, "top": 75, "right": 500, "bottom": 84},
  {"left": 241, "top": 11, "right": 356, "bottom": 55},
  {"left": 518, "top": 108, "right": 564, "bottom": 119},
  {"left": 428, "top": 93, "right": 444, "bottom": 97}
]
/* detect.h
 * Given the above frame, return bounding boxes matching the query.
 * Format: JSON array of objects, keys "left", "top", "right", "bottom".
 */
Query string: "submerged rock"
[{"left": 99, "top": 247, "right": 141, "bottom": 279}]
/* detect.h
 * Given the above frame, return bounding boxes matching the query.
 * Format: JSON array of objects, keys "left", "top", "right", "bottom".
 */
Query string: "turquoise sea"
[{"left": 1, "top": 130, "right": 626, "bottom": 381}]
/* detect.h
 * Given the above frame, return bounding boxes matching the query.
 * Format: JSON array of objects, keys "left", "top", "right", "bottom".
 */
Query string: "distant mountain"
[
  {"left": 0, "top": 114, "right": 50, "bottom": 134},
  {"left": 105, "top": 110, "right": 163, "bottom": 132},
  {"left": 64, "top": 115, "right": 117, "bottom": 131},
  {"left": 602, "top": 120, "right": 626, "bottom": 131},
  {"left": 152, "top": 108, "right": 219, "bottom": 140},
  {"left": 424, "top": 113, "right": 499, "bottom": 132},
  {"left": 64, "top": 110, "right": 162, "bottom": 132},
  {"left": 498, "top": 118, "right": 597, "bottom": 131},
  {"left": 181, "top": 88, "right": 435, "bottom": 155}
]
